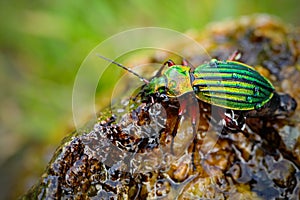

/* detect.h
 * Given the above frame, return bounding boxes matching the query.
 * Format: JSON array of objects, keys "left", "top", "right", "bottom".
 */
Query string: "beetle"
[
  {"left": 97, "top": 52, "right": 296, "bottom": 131},
  {"left": 137, "top": 52, "right": 274, "bottom": 130},
  {"left": 141, "top": 58, "right": 274, "bottom": 111}
]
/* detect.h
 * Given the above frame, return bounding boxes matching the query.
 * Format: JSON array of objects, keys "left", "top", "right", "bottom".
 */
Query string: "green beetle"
[
  {"left": 97, "top": 52, "right": 297, "bottom": 122},
  {"left": 97, "top": 52, "right": 297, "bottom": 133},
  {"left": 142, "top": 58, "right": 274, "bottom": 111}
]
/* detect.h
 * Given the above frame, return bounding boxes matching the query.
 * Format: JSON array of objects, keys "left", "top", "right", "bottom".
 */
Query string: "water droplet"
[
  {"left": 255, "top": 103, "right": 262, "bottom": 110},
  {"left": 209, "top": 59, "right": 218, "bottom": 68},
  {"left": 216, "top": 80, "right": 221, "bottom": 85},
  {"left": 253, "top": 87, "right": 260, "bottom": 96},
  {"left": 246, "top": 96, "right": 253, "bottom": 103},
  {"left": 232, "top": 73, "right": 238, "bottom": 79}
]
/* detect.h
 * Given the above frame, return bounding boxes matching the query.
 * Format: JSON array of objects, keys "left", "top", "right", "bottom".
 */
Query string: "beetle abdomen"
[{"left": 193, "top": 60, "right": 274, "bottom": 110}]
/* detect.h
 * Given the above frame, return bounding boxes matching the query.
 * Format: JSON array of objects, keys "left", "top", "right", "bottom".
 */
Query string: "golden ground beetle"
[{"left": 97, "top": 51, "right": 296, "bottom": 130}]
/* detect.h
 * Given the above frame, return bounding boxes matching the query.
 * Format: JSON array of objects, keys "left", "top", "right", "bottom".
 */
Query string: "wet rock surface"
[{"left": 22, "top": 15, "right": 300, "bottom": 199}]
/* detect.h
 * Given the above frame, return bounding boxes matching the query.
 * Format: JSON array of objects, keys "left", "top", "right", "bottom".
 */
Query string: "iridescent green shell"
[
  {"left": 145, "top": 65, "right": 194, "bottom": 97},
  {"left": 192, "top": 59, "right": 275, "bottom": 110},
  {"left": 163, "top": 65, "right": 193, "bottom": 97}
]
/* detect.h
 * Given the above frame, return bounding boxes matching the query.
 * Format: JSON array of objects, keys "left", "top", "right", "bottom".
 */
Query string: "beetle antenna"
[{"left": 96, "top": 54, "right": 149, "bottom": 84}]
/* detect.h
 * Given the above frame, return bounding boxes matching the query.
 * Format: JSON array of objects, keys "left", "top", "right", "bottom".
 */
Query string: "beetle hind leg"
[{"left": 220, "top": 110, "right": 246, "bottom": 133}]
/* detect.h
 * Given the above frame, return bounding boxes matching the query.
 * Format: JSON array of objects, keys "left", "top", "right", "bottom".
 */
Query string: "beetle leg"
[
  {"left": 182, "top": 58, "right": 197, "bottom": 72},
  {"left": 170, "top": 98, "right": 187, "bottom": 154},
  {"left": 165, "top": 59, "right": 176, "bottom": 67},
  {"left": 154, "top": 62, "right": 168, "bottom": 77},
  {"left": 230, "top": 111, "right": 246, "bottom": 131},
  {"left": 220, "top": 110, "right": 246, "bottom": 132},
  {"left": 223, "top": 110, "right": 238, "bottom": 127},
  {"left": 227, "top": 50, "right": 242, "bottom": 61},
  {"left": 181, "top": 58, "right": 189, "bottom": 66},
  {"left": 154, "top": 59, "right": 176, "bottom": 77},
  {"left": 189, "top": 101, "right": 198, "bottom": 170}
]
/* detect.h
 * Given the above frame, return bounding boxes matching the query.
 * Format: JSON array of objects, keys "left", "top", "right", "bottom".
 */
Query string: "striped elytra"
[{"left": 192, "top": 59, "right": 275, "bottom": 110}]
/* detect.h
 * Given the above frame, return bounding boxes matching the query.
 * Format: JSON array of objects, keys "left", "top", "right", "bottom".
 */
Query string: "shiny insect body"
[
  {"left": 142, "top": 58, "right": 274, "bottom": 112},
  {"left": 97, "top": 52, "right": 296, "bottom": 131}
]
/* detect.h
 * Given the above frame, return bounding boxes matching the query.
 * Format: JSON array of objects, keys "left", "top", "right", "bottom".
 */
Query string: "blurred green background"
[{"left": 0, "top": 0, "right": 299, "bottom": 198}]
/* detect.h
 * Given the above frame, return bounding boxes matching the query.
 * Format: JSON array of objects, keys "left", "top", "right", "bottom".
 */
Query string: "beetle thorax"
[{"left": 162, "top": 65, "right": 194, "bottom": 97}]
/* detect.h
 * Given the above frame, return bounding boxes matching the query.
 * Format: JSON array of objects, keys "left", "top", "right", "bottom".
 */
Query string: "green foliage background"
[{"left": 0, "top": 0, "right": 299, "bottom": 198}]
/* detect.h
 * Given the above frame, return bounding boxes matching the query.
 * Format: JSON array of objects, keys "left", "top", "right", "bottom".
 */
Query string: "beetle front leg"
[
  {"left": 189, "top": 101, "right": 198, "bottom": 170},
  {"left": 170, "top": 98, "right": 187, "bottom": 154},
  {"left": 155, "top": 59, "right": 175, "bottom": 77}
]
